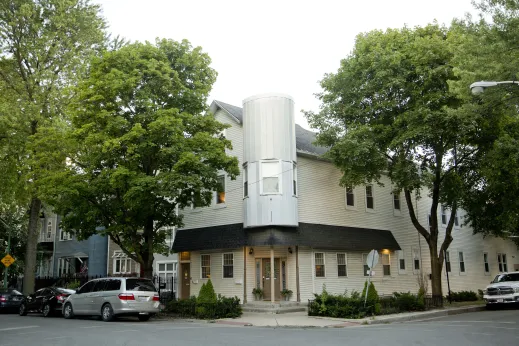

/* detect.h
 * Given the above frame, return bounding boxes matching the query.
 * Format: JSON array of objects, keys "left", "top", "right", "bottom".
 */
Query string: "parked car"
[
  {"left": 0, "top": 288, "right": 24, "bottom": 313},
  {"left": 62, "top": 277, "right": 160, "bottom": 322},
  {"left": 19, "top": 287, "right": 75, "bottom": 317},
  {"left": 483, "top": 272, "right": 519, "bottom": 307}
]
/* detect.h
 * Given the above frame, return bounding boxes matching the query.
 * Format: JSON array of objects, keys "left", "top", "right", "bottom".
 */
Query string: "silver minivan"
[{"left": 62, "top": 277, "right": 160, "bottom": 321}]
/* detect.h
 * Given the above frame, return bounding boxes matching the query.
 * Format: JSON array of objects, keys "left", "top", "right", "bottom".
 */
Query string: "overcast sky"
[{"left": 94, "top": 0, "right": 477, "bottom": 129}]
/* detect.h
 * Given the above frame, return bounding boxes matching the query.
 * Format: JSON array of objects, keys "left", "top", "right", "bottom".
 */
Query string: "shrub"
[
  {"left": 165, "top": 294, "right": 242, "bottom": 319},
  {"left": 197, "top": 279, "right": 217, "bottom": 303},
  {"left": 448, "top": 290, "right": 478, "bottom": 302},
  {"left": 393, "top": 292, "right": 425, "bottom": 312}
]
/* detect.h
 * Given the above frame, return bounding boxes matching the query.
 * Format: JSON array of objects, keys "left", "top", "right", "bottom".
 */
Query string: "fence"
[{"left": 152, "top": 275, "right": 177, "bottom": 306}]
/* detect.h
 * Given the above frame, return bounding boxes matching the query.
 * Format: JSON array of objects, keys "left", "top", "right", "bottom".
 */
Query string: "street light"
[{"left": 470, "top": 80, "right": 519, "bottom": 94}]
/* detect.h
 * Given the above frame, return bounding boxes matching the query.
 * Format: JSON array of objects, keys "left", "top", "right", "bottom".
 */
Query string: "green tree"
[
  {"left": 450, "top": 0, "right": 519, "bottom": 243},
  {"left": 0, "top": 0, "right": 106, "bottom": 294},
  {"left": 34, "top": 40, "right": 239, "bottom": 278},
  {"left": 0, "top": 205, "right": 28, "bottom": 282},
  {"left": 305, "top": 24, "right": 468, "bottom": 297}
]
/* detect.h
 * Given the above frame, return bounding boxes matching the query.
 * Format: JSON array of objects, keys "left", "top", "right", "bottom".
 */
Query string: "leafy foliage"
[
  {"left": 304, "top": 23, "right": 479, "bottom": 296},
  {"left": 32, "top": 39, "right": 239, "bottom": 277},
  {"left": 309, "top": 285, "right": 379, "bottom": 319},
  {"left": 448, "top": 290, "right": 479, "bottom": 302},
  {"left": 0, "top": 0, "right": 107, "bottom": 293}
]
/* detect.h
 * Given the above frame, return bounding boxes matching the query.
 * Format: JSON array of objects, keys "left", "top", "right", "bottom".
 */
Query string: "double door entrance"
[{"left": 258, "top": 258, "right": 286, "bottom": 301}]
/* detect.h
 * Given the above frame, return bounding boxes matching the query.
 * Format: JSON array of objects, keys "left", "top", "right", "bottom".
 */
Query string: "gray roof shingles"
[{"left": 213, "top": 100, "right": 328, "bottom": 156}]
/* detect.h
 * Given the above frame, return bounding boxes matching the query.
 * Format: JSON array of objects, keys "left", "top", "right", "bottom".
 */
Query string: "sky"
[{"left": 93, "top": 0, "right": 478, "bottom": 129}]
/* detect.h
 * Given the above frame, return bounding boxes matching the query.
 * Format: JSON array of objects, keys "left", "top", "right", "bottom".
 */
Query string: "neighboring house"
[
  {"left": 172, "top": 94, "right": 519, "bottom": 304},
  {"left": 36, "top": 211, "right": 108, "bottom": 277},
  {"left": 152, "top": 227, "right": 178, "bottom": 295},
  {"left": 106, "top": 238, "right": 140, "bottom": 276}
]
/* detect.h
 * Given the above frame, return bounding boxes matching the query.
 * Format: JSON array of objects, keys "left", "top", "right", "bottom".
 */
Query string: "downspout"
[
  {"left": 296, "top": 246, "right": 300, "bottom": 302},
  {"left": 243, "top": 247, "right": 247, "bottom": 304}
]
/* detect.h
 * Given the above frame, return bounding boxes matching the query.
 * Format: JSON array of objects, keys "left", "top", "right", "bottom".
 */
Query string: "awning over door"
[{"left": 172, "top": 222, "right": 401, "bottom": 252}]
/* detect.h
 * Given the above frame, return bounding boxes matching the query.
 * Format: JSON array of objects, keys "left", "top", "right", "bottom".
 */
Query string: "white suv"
[{"left": 483, "top": 272, "right": 519, "bottom": 307}]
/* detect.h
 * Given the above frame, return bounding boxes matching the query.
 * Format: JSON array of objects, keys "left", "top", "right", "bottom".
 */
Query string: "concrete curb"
[{"left": 366, "top": 305, "right": 486, "bottom": 325}]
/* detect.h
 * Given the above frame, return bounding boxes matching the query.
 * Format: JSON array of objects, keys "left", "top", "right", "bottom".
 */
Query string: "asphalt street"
[{"left": 1, "top": 308, "right": 518, "bottom": 346}]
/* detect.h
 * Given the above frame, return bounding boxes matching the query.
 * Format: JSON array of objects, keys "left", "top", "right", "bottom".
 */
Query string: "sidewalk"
[{"left": 214, "top": 304, "right": 486, "bottom": 328}]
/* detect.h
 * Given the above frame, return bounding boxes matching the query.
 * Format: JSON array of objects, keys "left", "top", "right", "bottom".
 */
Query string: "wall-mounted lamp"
[
  {"left": 288, "top": 247, "right": 293, "bottom": 254},
  {"left": 249, "top": 248, "right": 254, "bottom": 255}
]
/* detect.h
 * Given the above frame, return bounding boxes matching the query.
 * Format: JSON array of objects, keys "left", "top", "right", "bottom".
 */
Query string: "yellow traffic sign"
[{"left": 1, "top": 254, "right": 15, "bottom": 267}]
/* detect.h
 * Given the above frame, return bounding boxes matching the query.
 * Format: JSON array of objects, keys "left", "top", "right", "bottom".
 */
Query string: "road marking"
[
  {"left": 16, "top": 331, "right": 39, "bottom": 335},
  {"left": 113, "top": 329, "right": 139, "bottom": 332},
  {"left": 80, "top": 326, "right": 103, "bottom": 329},
  {"left": 468, "top": 332, "right": 495, "bottom": 336},
  {"left": 0, "top": 326, "right": 39, "bottom": 332}
]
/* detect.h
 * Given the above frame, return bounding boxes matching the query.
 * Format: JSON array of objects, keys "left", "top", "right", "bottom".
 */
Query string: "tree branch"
[{"left": 404, "top": 188, "right": 431, "bottom": 243}]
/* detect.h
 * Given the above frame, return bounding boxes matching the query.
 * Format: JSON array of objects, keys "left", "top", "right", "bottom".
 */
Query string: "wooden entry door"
[
  {"left": 181, "top": 263, "right": 190, "bottom": 299},
  {"left": 262, "top": 258, "right": 280, "bottom": 301}
]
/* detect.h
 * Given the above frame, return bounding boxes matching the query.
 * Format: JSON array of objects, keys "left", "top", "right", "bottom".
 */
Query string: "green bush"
[
  {"left": 308, "top": 284, "right": 380, "bottom": 319},
  {"left": 165, "top": 290, "right": 242, "bottom": 319},
  {"left": 197, "top": 279, "right": 217, "bottom": 303},
  {"left": 448, "top": 290, "right": 478, "bottom": 302}
]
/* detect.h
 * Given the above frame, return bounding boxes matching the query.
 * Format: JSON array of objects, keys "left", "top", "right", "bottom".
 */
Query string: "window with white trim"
[
  {"left": 337, "top": 253, "right": 347, "bottom": 277},
  {"left": 201, "top": 254, "right": 211, "bottom": 278},
  {"left": 223, "top": 253, "right": 233, "bottom": 278},
  {"left": 445, "top": 251, "right": 451, "bottom": 272},
  {"left": 397, "top": 250, "right": 406, "bottom": 274},
  {"left": 454, "top": 210, "right": 459, "bottom": 227},
  {"left": 292, "top": 163, "right": 297, "bottom": 196},
  {"left": 441, "top": 205, "right": 447, "bottom": 225},
  {"left": 57, "top": 257, "right": 71, "bottom": 276},
  {"left": 157, "top": 261, "right": 177, "bottom": 292},
  {"left": 243, "top": 165, "right": 248, "bottom": 198},
  {"left": 113, "top": 251, "right": 132, "bottom": 274},
  {"left": 483, "top": 252, "right": 490, "bottom": 274},
  {"left": 346, "top": 187, "right": 355, "bottom": 207},
  {"left": 365, "top": 185, "right": 374, "bottom": 209},
  {"left": 215, "top": 175, "right": 225, "bottom": 204},
  {"left": 458, "top": 251, "right": 465, "bottom": 273},
  {"left": 60, "top": 228, "right": 72, "bottom": 241},
  {"left": 314, "top": 253, "right": 325, "bottom": 277},
  {"left": 412, "top": 247, "right": 421, "bottom": 272},
  {"left": 261, "top": 160, "right": 281, "bottom": 194},
  {"left": 382, "top": 253, "right": 391, "bottom": 276},
  {"left": 46, "top": 221, "right": 53, "bottom": 240},
  {"left": 393, "top": 192, "right": 400, "bottom": 210},
  {"left": 498, "top": 253, "right": 508, "bottom": 272}
]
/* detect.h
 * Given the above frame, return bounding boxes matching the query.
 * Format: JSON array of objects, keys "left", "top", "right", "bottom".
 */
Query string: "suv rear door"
[{"left": 74, "top": 281, "right": 95, "bottom": 314}]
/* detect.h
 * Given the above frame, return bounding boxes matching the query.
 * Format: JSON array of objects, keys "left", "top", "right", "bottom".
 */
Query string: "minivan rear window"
[{"left": 125, "top": 279, "right": 156, "bottom": 292}]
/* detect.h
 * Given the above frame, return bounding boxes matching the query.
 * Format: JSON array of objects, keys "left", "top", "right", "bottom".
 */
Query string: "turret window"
[{"left": 261, "top": 160, "right": 281, "bottom": 194}]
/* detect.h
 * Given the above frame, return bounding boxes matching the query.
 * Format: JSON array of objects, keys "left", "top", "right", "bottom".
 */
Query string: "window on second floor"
[
  {"left": 365, "top": 185, "right": 374, "bottom": 210},
  {"left": 292, "top": 163, "right": 297, "bottom": 196},
  {"left": 441, "top": 205, "right": 447, "bottom": 225},
  {"left": 261, "top": 160, "right": 281, "bottom": 194},
  {"left": 243, "top": 165, "right": 248, "bottom": 198},
  {"left": 46, "top": 221, "right": 53, "bottom": 240},
  {"left": 346, "top": 187, "right": 355, "bottom": 207},
  {"left": 393, "top": 192, "right": 400, "bottom": 210},
  {"left": 215, "top": 175, "right": 225, "bottom": 204},
  {"left": 60, "top": 229, "right": 72, "bottom": 241}
]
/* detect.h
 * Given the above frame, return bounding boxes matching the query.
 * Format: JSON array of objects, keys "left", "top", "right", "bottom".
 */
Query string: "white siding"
[{"left": 179, "top": 110, "right": 244, "bottom": 228}]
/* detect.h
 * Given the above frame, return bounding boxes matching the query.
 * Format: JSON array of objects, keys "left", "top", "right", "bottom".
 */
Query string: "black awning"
[{"left": 172, "top": 222, "right": 401, "bottom": 252}]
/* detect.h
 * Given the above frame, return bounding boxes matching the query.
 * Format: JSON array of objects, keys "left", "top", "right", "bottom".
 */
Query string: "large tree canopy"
[
  {"left": 305, "top": 24, "right": 470, "bottom": 296},
  {"left": 450, "top": 0, "right": 519, "bottom": 243},
  {"left": 34, "top": 39, "right": 240, "bottom": 278},
  {"left": 0, "top": 0, "right": 107, "bottom": 293}
]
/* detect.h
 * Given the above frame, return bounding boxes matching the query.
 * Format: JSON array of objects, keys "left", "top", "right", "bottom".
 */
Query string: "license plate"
[
  {"left": 497, "top": 299, "right": 504, "bottom": 303},
  {"left": 138, "top": 296, "right": 148, "bottom": 302},
  {"left": 12, "top": 297, "right": 19, "bottom": 301}
]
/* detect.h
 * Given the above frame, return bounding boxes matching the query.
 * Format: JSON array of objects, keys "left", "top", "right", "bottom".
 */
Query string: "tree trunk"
[
  {"left": 430, "top": 245, "right": 443, "bottom": 297},
  {"left": 140, "top": 216, "right": 154, "bottom": 279},
  {"left": 23, "top": 198, "right": 42, "bottom": 295}
]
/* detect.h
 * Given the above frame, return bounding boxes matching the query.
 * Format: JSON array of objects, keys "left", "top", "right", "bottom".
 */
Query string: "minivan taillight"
[
  {"left": 0, "top": 296, "right": 6, "bottom": 302},
  {"left": 152, "top": 295, "right": 159, "bottom": 302},
  {"left": 118, "top": 293, "right": 135, "bottom": 301}
]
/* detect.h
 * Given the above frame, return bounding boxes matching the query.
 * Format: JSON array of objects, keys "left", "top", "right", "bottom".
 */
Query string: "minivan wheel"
[
  {"left": 138, "top": 314, "right": 151, "bottom": 322},
  {"left": 63, "top": 303, "right": 74, "bottom": 319},
  {"left": 19, "top": 303, "right": 27, "bottom": 316},
  {"left": 42, "top": 303, "right": 52, "bottom": 317},
  {"left": 101, "top": 304, "right": 114, "bottom": 322}
]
